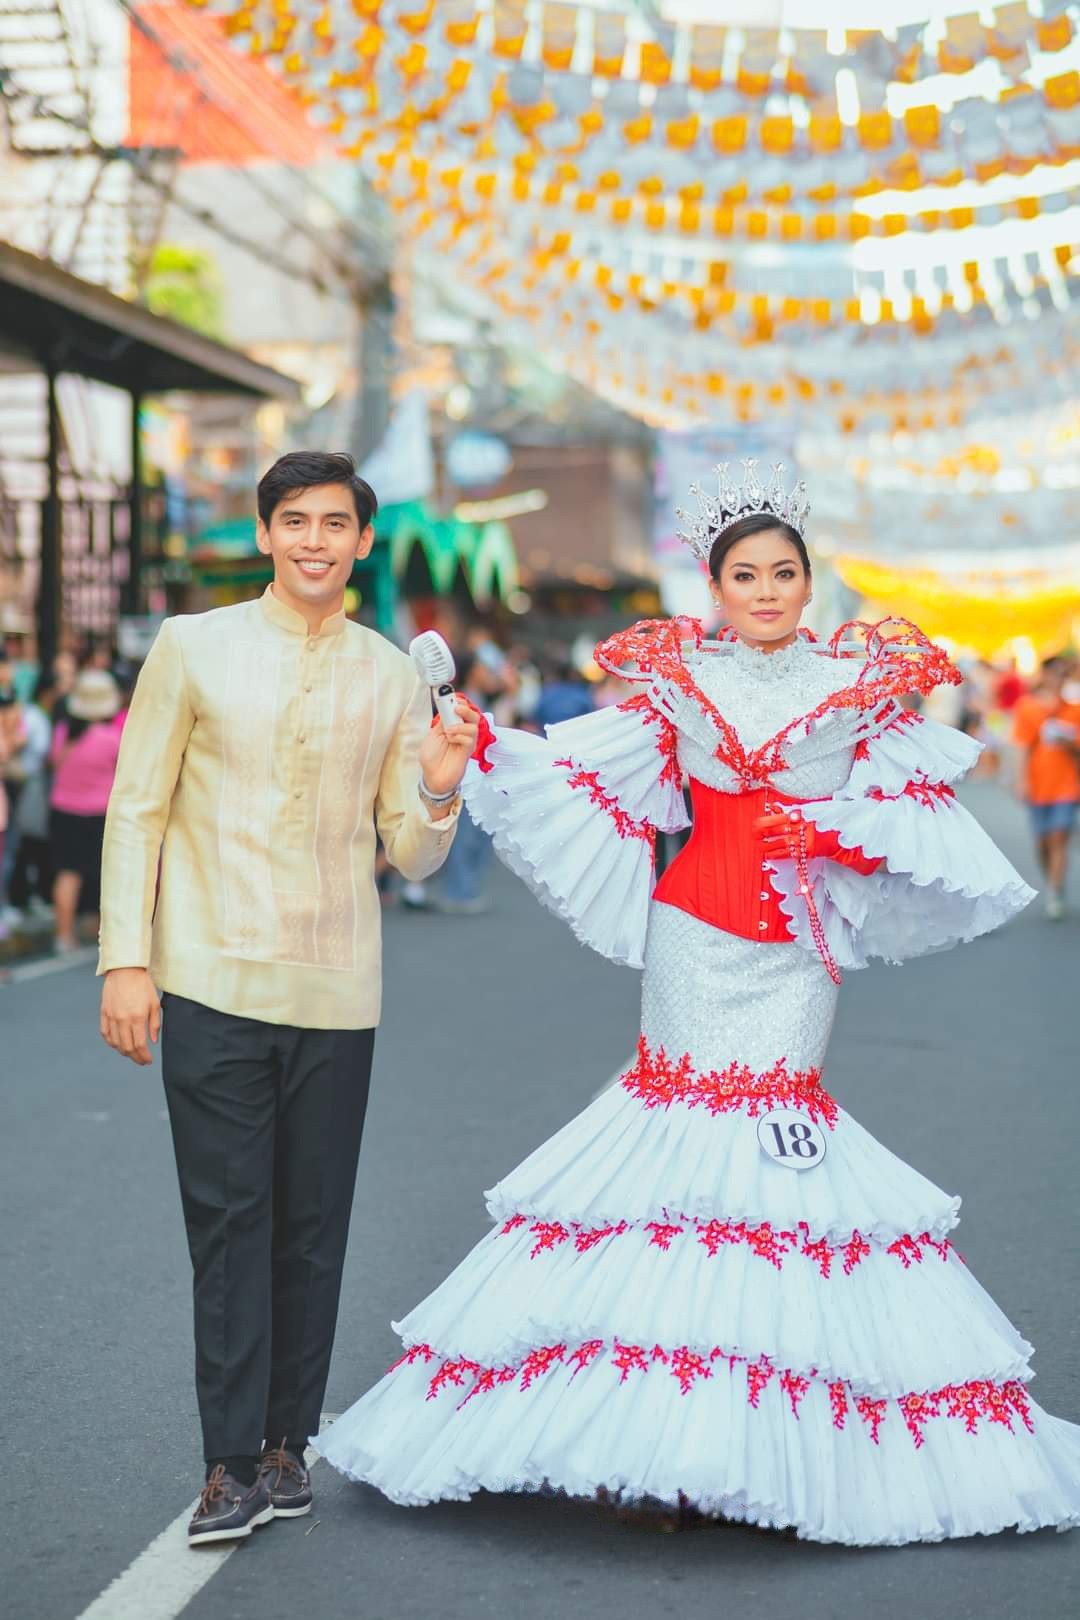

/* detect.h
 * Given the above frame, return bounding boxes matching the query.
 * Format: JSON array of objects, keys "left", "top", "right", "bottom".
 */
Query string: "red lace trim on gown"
[
  {"left": 619, "top": 1035, "right": 839, "bottom": 1128},
  {"left": 390, "top": 1340, "right": 1034, "bottom": 1446},
  {"left": 496, "top": 1213, "right": 956, "bottom": 1278}
]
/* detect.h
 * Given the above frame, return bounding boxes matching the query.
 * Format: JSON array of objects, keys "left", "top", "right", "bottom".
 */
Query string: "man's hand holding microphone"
[{"left": 411, "top": 631, "right": 482, "bottom": 815}]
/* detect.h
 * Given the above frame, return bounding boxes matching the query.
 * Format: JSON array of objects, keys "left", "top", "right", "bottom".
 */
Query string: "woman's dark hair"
[
  {"left": 63, "top": 715, "right": 92, "bottom": 745},
  {"left": 708, "top": 512, "right": 811, "bottom": 582},
  {"left": 257, "top": 451, "right": 378, "bottom": 530}
]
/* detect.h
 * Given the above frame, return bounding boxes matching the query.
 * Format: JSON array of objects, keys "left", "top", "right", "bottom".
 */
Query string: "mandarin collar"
[{"left": 260, "top": 585, "right": 347, "bottom": 640}]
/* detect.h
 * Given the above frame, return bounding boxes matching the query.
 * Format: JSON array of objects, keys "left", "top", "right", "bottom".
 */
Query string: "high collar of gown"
[
  {"left": 689, "top": 632, "right": 849, "bottom": 753},
  {"left": 728, "top": 634, "right": 814, "bottom": 682}
]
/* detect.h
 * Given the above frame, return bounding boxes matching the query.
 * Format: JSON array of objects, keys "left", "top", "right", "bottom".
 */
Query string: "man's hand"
[
  {"left": 100, "top": 967, "right": 162, "bottom": 1067},
  {"left": 418, "top": 695, "right": 481, "bottom": 800}
]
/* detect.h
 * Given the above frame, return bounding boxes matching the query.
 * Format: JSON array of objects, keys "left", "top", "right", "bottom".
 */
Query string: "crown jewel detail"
[{"left": 676, "top": 459, "right": 810, "bottom": 565}]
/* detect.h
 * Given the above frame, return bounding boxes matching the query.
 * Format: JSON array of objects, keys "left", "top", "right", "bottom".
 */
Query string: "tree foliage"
[{"left": 143, "top": 245, "right": 226, "bottom": 340}]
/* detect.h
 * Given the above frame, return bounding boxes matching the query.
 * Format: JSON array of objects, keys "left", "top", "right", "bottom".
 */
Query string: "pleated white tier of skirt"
[{"left": 317, "top": 905, "right": 1080, "bottom": 1543}]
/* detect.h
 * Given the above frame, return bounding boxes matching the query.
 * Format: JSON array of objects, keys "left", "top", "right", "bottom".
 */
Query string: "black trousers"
[{"left": 161, "top": 994, "right": 374, "bottom": 1461}]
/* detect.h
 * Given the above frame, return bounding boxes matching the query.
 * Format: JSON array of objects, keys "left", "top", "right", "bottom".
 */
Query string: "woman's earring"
[{"left": 806, "top": 593, "right": 814, "bottom": 604}]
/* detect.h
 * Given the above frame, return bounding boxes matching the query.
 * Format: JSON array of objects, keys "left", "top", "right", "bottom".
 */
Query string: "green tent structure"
[{"left": 382, "top": 500, "right": 519, "bottom": 609}]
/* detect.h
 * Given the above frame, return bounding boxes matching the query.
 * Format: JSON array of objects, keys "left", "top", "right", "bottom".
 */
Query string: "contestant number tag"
[{"left": 757, "top": 1109, "right": 827, "bottom": 1172}]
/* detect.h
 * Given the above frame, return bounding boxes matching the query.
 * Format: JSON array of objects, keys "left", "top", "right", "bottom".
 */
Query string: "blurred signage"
[
  {"left": 360, "top": 391, "right": 435, "bottom": 507},
  {"left": 446, "top": 432, "right": 512, "bottom": 489},
  {"left": 453, "top": 489, "right": 547, "bottom": 523}
]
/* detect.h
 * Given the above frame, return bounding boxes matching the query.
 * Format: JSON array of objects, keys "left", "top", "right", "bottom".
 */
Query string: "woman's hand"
[
  {"left": 418, "top": 695, "right": 481, "bottom": 800},
  {"left": 754, "top": 809, "right": 881, "bottom": 875},
  {"left": 753, "top": 808, "right": 817, "bottom": 863}
]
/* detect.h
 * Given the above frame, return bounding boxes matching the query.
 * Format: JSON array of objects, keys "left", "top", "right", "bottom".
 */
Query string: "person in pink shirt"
[{"left": 50, "top": 669, "right": 125, "bottom": 952}]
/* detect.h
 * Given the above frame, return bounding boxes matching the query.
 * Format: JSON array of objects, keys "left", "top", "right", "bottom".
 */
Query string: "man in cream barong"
[{"left": 98, "top": 451, "right": 477, "bottom": 1547}]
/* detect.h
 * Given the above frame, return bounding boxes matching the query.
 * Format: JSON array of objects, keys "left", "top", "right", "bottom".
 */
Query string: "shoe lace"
[
  {"left": 260, "top": 1440, "right": 303, "bottom": 1489},
  {"left": 197, "top": 1464, "right": 230, "bottom": 1516}
]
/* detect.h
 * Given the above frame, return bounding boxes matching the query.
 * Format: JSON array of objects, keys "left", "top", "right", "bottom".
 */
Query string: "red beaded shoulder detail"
[
  {"left": 616, "top": 691, "right": 683, "bottom": 788},
  {"left": 747, "top": 617, "right": 959, "bottom": 782},
  {"left": 593, "top": 617, "right": 957, "bottom": 798},
  {"left": 594, "top": 616, "right": 704, "bottom": 682}
]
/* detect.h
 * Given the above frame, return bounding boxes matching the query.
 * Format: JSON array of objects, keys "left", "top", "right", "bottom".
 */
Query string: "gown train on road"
[{"left": 318, "top": 622, "right": 1080, "bottom": 1544}]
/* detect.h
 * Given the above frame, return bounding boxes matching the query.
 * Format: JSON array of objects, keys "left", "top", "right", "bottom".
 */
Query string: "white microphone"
[{"left": 409, "top": 630, "right": 462, "bottom": 731}]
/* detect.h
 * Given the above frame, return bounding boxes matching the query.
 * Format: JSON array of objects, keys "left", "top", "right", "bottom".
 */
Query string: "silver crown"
[{"left": 676, "top": 459, "right": 810, "bottom": 565}]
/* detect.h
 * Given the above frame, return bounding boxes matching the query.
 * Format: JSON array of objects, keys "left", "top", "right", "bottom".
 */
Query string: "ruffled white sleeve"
[
  {"left": 463, "top": 700, "right": 689, "bottom": 969},
  {"left": 768, "top": 712, "right": 1036, "bottom": 970}
]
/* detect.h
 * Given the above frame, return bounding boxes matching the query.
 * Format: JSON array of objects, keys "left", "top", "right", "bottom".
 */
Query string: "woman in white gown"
[{"left": 318, "top": 462, "right": 1080, "bottom": 1544}]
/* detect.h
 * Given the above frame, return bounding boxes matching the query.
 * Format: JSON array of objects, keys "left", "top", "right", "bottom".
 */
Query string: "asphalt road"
[{"left": 4, "top": 780, "right": 1079, "bottom": 1620}]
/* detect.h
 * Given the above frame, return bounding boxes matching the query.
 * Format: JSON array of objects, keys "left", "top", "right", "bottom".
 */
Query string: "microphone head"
[{"left": 409, "top": 630, "right": 456, "bottom": 687}]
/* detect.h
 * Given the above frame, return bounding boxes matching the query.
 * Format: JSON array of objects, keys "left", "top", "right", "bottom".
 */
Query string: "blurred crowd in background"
[
  {"left": 2, "top": 2, "right": 1079, "bottom": 976},
  {"left": 5, "top": 619, "right": 1077, "bottom": 973}
]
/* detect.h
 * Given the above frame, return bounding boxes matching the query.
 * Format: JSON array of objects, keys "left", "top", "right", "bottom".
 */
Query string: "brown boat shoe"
[
  {"left": 188, "top": 1466, "right": 274, "bottom": 1547},
  {"left": 257, "top": 1443, "right": 313, "bottom": 1518}
]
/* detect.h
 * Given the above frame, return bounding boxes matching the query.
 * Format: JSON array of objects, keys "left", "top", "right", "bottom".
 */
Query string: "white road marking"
[
  {"left": 74, "top": 1416, "right": 340, "bottom": 1620},
  {"left": 3, "top": 944, "right": 97, "bottom": 982},
  {"left": 592, "top": 1057, "right": 635, "bottom": 1102}
]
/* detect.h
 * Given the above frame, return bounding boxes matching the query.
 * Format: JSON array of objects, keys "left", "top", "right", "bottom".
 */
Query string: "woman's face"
[{"left": 711, "top": 529, "right": 811, "bottom": 651}]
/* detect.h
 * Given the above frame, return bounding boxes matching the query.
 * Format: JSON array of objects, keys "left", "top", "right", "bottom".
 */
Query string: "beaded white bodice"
[{"left": 665, "top": 637, "right": 862, "bottom": 799}]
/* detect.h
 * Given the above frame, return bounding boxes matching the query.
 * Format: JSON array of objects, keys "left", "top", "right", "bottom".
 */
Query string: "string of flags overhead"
[{"left": 182, "top": 0, "right": 1080, "bottom": 431}]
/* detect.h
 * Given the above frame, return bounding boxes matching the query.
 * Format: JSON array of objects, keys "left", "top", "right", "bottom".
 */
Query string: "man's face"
[{"left": 256, "top": 482, "right": 374, "bottom": 620}]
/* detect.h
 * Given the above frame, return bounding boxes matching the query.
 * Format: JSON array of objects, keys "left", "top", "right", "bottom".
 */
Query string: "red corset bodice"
[{"left": 653, "top": 779, "right": 807, "bottom": 944}]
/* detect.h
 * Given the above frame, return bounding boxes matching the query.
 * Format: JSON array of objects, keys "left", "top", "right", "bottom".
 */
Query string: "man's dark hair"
[{"left": 257, "top": 451, "right": 378, "bottom": 530}]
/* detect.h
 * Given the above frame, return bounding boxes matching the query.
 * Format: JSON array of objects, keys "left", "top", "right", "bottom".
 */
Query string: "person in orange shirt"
[{"left": 1012, "top": 655, "right": 1080, "bottom": 920}]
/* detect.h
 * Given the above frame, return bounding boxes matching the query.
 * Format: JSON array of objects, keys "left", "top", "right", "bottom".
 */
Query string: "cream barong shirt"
[{"left": 98, "top": 588, "right": 459, "bottom": 1029}]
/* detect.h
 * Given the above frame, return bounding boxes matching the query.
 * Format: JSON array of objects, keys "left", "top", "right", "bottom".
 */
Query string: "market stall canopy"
[{"left": 0, "top": 239, "right": 303, "bottom": 397}]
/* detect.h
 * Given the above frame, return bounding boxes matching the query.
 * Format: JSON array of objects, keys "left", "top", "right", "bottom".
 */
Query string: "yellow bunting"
[
  {"left": 689, "top": 24, "right": 725, "bottom": 92},
  {"left": 858, "top": 110, "right": 893, "bottom": 150},
  {"left": 1037, "top": 15, "right": 1073, "bottom": 53},
  {"left": 760, "top": 115, "right": 794, "bottom": 155},
  {"left": 592, "top": 11, "right": 625, "bottom": 78},
  {"left": 666, "top": 115, "right": 700, "bottom": 150},
  {"left": 903, "top": 105, "right": 940, "bottom": 147},
  {"left": 541, "top": 0, "right": 576, "bottom": 72},
  {"left": 808, "top": 114, "right": 843, "bottom": 153},
  {"left": 493, "top": 0, "right": 527, "bottom": 58},
  {"left": 712, "top": 116, "right": 748, "bottom": 154},
  {"left": 397, "top": 4, "right": 433, "bottom": 35},
  {"left": 623, "top": 115, "right": 653, "bottom": 144},
  {"left": 1045, "top": 70, "right": 1080, "bottom": 110},
  {"left": 835, "top": 556, "right": 1080, "bottom": 659},
  {"left": 640, "top": 41, "right": 671, "bottom": 85}
]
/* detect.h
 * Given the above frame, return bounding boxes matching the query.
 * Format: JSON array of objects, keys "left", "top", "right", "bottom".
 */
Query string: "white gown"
[{"left": 318, "top": 624, "right": 1080, "bottom": 1544}]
